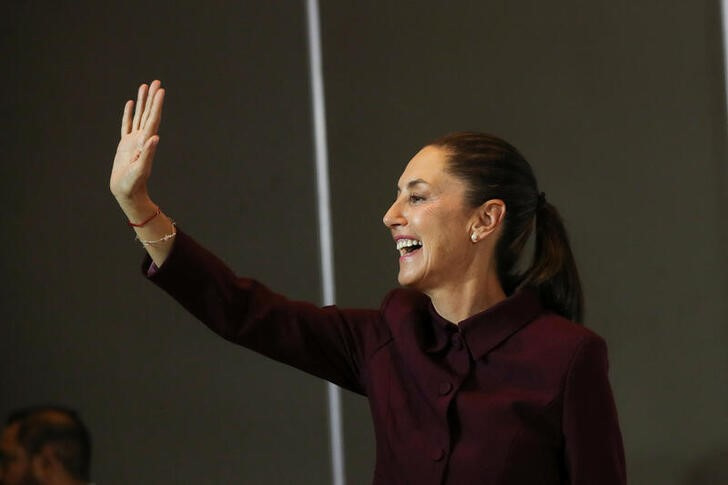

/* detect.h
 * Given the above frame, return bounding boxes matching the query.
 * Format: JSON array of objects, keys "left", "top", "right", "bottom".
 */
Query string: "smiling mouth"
[{"left": 396, "top": 238, "right": 423, "bottom": 257}]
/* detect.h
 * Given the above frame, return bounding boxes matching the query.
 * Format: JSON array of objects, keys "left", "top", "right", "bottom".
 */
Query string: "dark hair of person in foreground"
[{"left": 4, "top": 406, "right": 91, "bottom": 483}]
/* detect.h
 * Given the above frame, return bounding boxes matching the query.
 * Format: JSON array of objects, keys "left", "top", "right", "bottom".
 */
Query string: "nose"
[{"left": 383, "top": 198, "right": 405, "bottom": 228}]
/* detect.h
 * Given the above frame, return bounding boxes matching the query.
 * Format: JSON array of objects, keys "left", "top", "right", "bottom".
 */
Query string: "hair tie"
[{"left": 536, "top": 191, "right": 547, "bottom": 211}]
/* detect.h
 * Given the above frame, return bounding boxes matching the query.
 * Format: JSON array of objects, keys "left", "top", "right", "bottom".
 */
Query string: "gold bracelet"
[{"left": 135, "top": 221, "right": 177, "bottom": 246}]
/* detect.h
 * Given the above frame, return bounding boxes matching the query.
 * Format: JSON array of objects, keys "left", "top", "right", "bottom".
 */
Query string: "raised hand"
[
  {"left": 111, "top": 81, "right": 175, "bottom": 266},
  {"left": 110, "top": 80, "right": 165, "bottom": 204}
]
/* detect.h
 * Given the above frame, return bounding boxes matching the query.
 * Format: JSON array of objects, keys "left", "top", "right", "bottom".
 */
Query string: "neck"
[{"left": 426, "top": 269, "right": 506, "bottom": 324}]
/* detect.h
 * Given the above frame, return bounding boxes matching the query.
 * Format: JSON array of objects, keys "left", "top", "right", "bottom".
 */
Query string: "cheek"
[
  {"left": 425, "top": 208, "right": 467, "bottom": 242},
  {"left": 418, "top": 205, "right": 449, "bottom": 233}
]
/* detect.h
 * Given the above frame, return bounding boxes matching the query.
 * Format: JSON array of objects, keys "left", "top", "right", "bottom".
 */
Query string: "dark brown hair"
[
  {"left": 429, "top": 131, "right": 584, "bottom": 322},
  {"left": 7, "top": 405, "right": 92, "bottom": 481}
]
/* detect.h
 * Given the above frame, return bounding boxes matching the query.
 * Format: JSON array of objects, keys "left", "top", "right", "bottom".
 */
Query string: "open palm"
[{"left": 110, "top": 80, "right": 165, "bottom": 202}]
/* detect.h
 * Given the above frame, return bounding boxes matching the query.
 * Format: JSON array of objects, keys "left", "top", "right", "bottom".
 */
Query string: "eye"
[{"left": 409, "top": 194, "right": 425, "bottom": 204}]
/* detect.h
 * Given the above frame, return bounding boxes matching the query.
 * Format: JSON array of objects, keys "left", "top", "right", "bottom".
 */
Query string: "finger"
[
  {"left": 141, "top": 80, "right": 161, "bottom": 128},
  {"left": 142, "top": 88, "right": 165, "bottom": 140},
  {"left": 121, "top": 100, "right": 134, "bottom": 137},
  {"left": 132, "top": 83, "right": 148, "bottom": 131},
  {"left": 138, "top": 135, "right": 160, "bottom": 176}
]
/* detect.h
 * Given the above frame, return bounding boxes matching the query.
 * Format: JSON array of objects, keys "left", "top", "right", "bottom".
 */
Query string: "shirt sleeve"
[
  {"left": 143, "top": 229, "right": 387, "bottom": 395},
  {"left": 562, "top": 335, "right": 626, "bottom": 485}
]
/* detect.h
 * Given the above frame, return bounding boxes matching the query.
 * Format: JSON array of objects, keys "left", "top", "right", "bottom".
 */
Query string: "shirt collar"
[{"left": 426, "top": 287, "right": 543, "bottom": 360}]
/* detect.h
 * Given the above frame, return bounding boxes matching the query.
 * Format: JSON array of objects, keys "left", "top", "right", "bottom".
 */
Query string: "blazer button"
[
  {"left": 451, "top": 334, "right": 463, "bottom": 350},
  {"left": 438, "top": 381, "right": 453, "bottom": 395},
  {"left": 431, "top": 448, "right": 446, "bottom": 461}
]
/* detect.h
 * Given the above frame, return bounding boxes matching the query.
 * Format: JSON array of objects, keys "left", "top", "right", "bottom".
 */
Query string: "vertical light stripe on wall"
[
  {"left": 305, "top": 1, "right": 347, "bottom": 485},
  {"left": 722, "top": 0, "right": 728, "bottom": 109}
]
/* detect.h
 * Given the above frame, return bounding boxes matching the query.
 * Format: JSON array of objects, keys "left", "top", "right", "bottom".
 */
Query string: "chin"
[
  {"left": 397, "top": 274, "right": 412, "bottom": 287},
  {"left": 397, "top": 272, "right": 424, "bottom": 290}
]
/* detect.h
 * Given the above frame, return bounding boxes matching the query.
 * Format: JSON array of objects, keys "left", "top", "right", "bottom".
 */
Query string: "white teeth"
[{"left": 396, "top": 238, "right": 423, "bottom": 251}]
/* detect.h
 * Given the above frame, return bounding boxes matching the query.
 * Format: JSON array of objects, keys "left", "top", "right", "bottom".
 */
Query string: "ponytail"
[
  {"left": 520, "top": 199, "right": 583, "bottom": 322},
  {"left": 429, "top": 131, "right": 584, "bottom": 323}
]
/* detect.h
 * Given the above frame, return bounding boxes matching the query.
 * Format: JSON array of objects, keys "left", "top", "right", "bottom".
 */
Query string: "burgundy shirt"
[{"left": 147, "top": 231, "right": 625, "bottom": 484}]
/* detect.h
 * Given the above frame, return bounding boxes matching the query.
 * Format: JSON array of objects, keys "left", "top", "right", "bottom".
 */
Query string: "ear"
[
  {"left": 30, "top": 446, "right": 56, "bottom": 482},
  {"left": 470, "top": 199, "right": 506, "bottom": 240}
]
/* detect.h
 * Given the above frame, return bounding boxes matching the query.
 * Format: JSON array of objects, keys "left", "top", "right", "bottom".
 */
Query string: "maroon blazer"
[{"left": 147, "top": 231, "right": 626, "bottom": 484}]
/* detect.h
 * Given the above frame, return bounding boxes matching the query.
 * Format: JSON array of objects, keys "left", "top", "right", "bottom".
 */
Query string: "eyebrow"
[{"left": 397, "top": 179, "right": 429, "bottom": 192}]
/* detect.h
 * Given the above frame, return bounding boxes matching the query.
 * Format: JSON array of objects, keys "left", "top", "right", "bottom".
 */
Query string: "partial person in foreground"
[
  {"left": 0, "top": 406, "right": 92, "bottom": 485},
  {"left": 110, "top": 80, "right": 626, "bottom": 484}
]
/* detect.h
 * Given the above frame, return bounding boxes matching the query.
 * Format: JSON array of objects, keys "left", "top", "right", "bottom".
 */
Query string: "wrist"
[
  {"left": 128, "top": 205, "right": 160, "bottom": 227},
  {"left": 116, "top": 194, "right": 157, "bottom": 221}
]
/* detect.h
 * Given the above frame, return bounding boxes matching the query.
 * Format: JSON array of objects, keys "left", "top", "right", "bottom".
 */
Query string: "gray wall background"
[{"left": 3, "top": 1, "right": 727, "bottom": 484}]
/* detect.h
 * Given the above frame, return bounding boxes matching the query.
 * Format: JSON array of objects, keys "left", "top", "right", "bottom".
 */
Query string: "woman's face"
[{"left": 383, "top": 145, "right": 479, "bottom": 292}]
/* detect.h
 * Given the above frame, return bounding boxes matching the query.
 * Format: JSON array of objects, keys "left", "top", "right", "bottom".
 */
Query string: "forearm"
[
  {"left": 117, "top": 195, "right": 175, "bottom": 267},
  {"left": 146, "top": 230, "right": 372, "bottom": 394}
]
